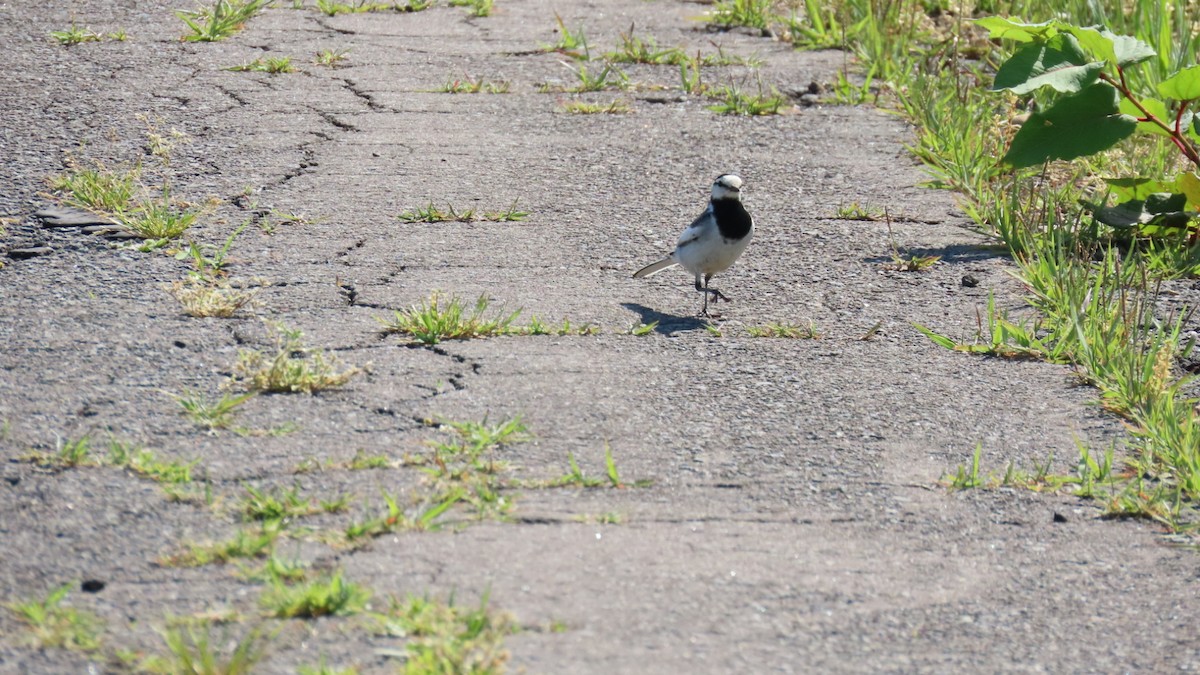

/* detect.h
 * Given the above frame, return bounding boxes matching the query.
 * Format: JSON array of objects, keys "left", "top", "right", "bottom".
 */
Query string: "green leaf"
[
  {"left": 1116, "top": 97, "right": 1189, "bottom": 138},
  {"left": 1177, "top": 172, "right": 1200, "bottom": 210},
  {"left": 1105, "top": 177, "right": 1173, "bottom": 201},
  {"left": 1085, "top": 192, "right": 1187, "bottom": 228},
  {"left": 992, "top": 33, "right": 1104, "bottom": 95},
  {"left": 973, "top": 17, "right": 1058, "bottom": 43},
  {"left": 912, "top": 322, "right": 959, "bottom": 351},
  {"left": 1003, "top": 82, "right": 1136, "bottom": 168},
  {"left": 1158, "top": 64, "right": 1200, "bottom": 101},
  {"left": 1062, "top": 25, "right": 1155, "bottom": 67}
]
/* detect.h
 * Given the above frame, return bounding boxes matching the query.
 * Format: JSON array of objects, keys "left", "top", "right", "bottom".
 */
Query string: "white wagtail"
[{"left": 632, "top": 174, "right": 754, "bottom": 316}]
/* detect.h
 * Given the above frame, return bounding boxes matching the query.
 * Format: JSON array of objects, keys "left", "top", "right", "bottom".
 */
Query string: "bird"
[{"left": 632, "top": 174, "right": 754, "bottom": 317}]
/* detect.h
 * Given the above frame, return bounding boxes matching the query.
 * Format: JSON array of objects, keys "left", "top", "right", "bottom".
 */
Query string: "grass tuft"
[
  {"left": 137, "top": 622, "right": 271, "bottom": 675},
  {"left": 557, "top": 98, "right": 632, "bottom": 114},
  {"left": 50, "top": 24, "right": 102, "bottom": 46},
  {"left": 439, "top": 75, "right": 510, "bottom": 94},
  {"left": 167, "top": 279, "right": 256, "bottom": 318},
  {"left": 707, "top": 84, "right": 787, "bottom": 115},
  {"left": 231, "top": 323, "right": 362, "bottom": 394},
  {"left": 6, "top": 584, "right": 104, "bottom": 652},
  {"left": 374, "top": 592, "right": 515, "bottom": 674},
  {"left": 178, "top": 0, "right": 270, "bottom": 42},
  {"left": 383, "top": 293, "right": 521, "bottom": 345},
  {"left": 260, "top": 570, "right": 370, "bottom": 619},
  {"left": 746, "top": 322, "right": 820, "bottom": 338},
  {"left": 226, "top": 56, "right": 297, "bottom": 74}
]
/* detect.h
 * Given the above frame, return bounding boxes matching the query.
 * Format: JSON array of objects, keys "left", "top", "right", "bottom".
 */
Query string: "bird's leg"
[
  {"left": 696, "top": 273, "right": 710, "bottom": 314},
  {"left": 704, "top": 274, "right": 729, "bottom": 303}
]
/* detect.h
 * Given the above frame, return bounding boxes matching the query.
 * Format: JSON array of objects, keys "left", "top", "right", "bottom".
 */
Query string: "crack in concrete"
[
  {"left": 341, "top": 78, "right": 390, "bottom": 113},
  {"left": 215, "top": 84, "right": 250, "bottom": 107}
]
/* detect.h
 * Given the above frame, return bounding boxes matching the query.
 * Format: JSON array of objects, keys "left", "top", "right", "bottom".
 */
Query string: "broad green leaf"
[
  {"left": 1175, "top": 172, "right": 1200, "bottom": 210},
  {"left": 1104, "top": 177, "right": 1173, "bottom": 201},
  {"left": 992, "top": 33, "right": 1103, "bottom": 94},
  {"left": 1158, "top": 64, "right": 1200, "bottom": 101},
  {"left": 974, "top": 17, "right": 1058, "bottom": 43},
  {"left": 1117, "top": 97, "right": 1182, "bottom": 138},
  {"left": 1062, "top": 25, "right": 1155, "bottom": 67},
  {"left": 1003, "top": 83, "right": 1137, "bottom": 168},
  {"left": 1138, "top": 211, "right": 1193, "bottom": 236},
  {"left": 1085, "top": 193, "right": 1187, "bottom": 229},
  {"left": 1109, "top": 32, "right": 1157, "bottom": 67}
]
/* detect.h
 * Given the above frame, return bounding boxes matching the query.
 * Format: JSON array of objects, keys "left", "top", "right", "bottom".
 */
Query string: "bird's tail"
[{"left": 632, "top": 257, "right": 677, "bottom": 279}]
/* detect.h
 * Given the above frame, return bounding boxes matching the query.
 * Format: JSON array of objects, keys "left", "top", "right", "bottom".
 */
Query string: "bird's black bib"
[{"left": 712, "top": 199, "right": 752, "bottom": 241}]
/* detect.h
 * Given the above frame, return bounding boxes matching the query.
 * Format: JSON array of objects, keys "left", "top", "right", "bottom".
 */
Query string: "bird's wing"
[{"left": 674, "top": 207, "right": 714, "bottom": 251}]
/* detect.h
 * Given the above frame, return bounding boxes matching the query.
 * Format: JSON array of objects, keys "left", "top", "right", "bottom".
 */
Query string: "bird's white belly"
[{"left": 676, "top": 232, "right": 752, "bottom": 275}]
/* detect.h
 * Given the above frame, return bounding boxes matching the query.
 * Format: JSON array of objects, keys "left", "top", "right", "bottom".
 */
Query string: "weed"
[
  {"left": 601, "top": 443, "right": 643, "bottom": 488},
  {"left": 676, "top": 51, "right": 710, "bottom": 95},
  {"left": 114, "top": 446, "right": 199, "bottom": 485},
  {"left": 707, "top": 84, "right": 787, "bottom": 115},
  {"left": 449, "top": 0, "right": 492, "bottom": 17},
  {"left": 746, "top": 322, "right": 820, "bottom": 338},
  {"left": 836, "top": 202, "right": 883, "bottom": 220},
  {"left": 706, "top": 0, "right": 775, "bottom": 32},
  {"left": 341, "top": 490, "right": 461, "bottom": 542},
  {"left": 48, "top": 162, "right": 139, "bottom": 213},
  {"left": 439, "top": 75, "right": 510, "bottom": 94},
  {"left": 558, "top": 99, "right": 632, "bottom": 114},
  {"left": 178, "top": 0, "right": 270, "bottom": 42},
  {"left": 315, "top": 47, "right": 350, "bottom": 67},
  {"left": 945, "top": 444, "right": 984, "bottom": 491},
  {"left": 260, "top": 569, "right": 371, "bottom": 618},
  {"left": 175, "top": 390, "right": 255, "bottom": 430},
  {"left": 398, "top": 202, "right": 475, "bottom": 223},
  {"left": 50, "top": 24, "right": 102, "bottom": 46},
  {"left": 58, "top": 436, "right": 98, "bottom": 467},
  {"left": 238, "top": 554, "right": 310, "bottom": 584},
  {"left": 6, "top": 583, "right": 103, "bottom": 651},
  {"left": 226, "top": 56, "right": 297, "bottom": 74},
  {"left": 231, "top": 322, "right": 361, "bottom": 394},
  {"left": 167, "top": 279, "right": 256, "bottom": 318},
  {"left": 141, "top": 116, "right": 191, "bottom": 164},
  {"left": 137, "top": 623, "right": 271, "bottom": 675},
  {"left": 418, "top": 415, "right": 529, "bottom": 520},
  {"left": 883, "top": 213, "right": 940, "bottom": 271},
  {"left": 564, "top": 61, "right": 628, "bottom": 92},
  {"left": 109, "top": 29, "right": 129, "bottom": 41},
  {"left": 783, "top": 0, "right": 854, "bottom": 50},
  {"left": 374, "top": 592, "right": 515, "bottom": 674},
  {"left": 321, "top": 494, "right": 352, "bottom": 513},
  {"left": 241, "top": 484, "right": 317, "bottom": 522},
  {"left": 316, "top": 0, "right": 391, "bottom": 14},
  {"left": 542, "top": 12, "right": 590, "bottom": 59},
  {"left": 397, "top": 201, "right": 528, "bottom": 223},
  {"left": 885, "top": 252, "right": 941, "bottom": 272},
  {"left": 606, "top": 27, "right": 688, "bottom": 65},
  {"left": 347, "top": 449, "right": 393, "bottom": 469},
  {"left": 547, "top": 453, "right": 605, "bottom": 487},
  {"left": 116, "top": 188, "right": 199, "bottom": 242},
  {"left": 628, "top": 321, "right": 658, "bottom": 336},
  {"left": 383, "top": 293, "right": 521, "bottom": 345},
  {"left": 160, "top": 522, "right": 282, "bottom": 567},
  {"left": 485, "top": 201, "right": 529, "bottom": 222}
]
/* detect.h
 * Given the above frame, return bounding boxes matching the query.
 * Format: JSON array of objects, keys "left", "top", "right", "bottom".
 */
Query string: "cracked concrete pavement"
[{"left": 2, "top": 1, "right": 1198, "bottom": 672}]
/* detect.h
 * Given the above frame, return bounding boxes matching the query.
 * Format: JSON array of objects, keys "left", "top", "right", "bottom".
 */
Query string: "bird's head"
[{"left": 711, "top": 174, "right": 744, "bottom": 201}]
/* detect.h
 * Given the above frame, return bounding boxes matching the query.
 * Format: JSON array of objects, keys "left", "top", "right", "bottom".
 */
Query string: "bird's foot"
[{"left": 708, "top": 289, "right": 730, "bottom": 303}]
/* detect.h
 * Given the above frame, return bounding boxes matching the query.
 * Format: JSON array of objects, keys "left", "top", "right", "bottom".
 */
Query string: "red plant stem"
[{"left": 1102, "top": 70, "right": 1200, "bottom": 167}]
